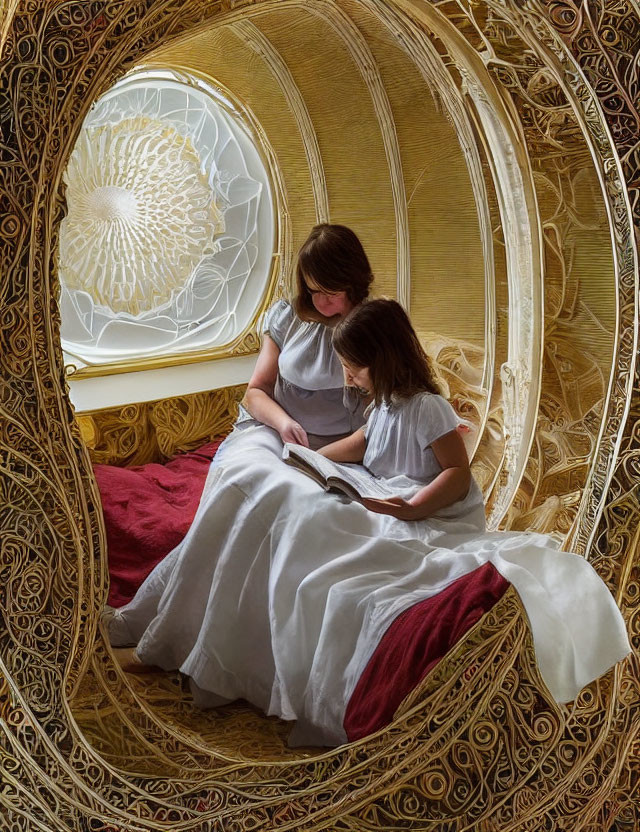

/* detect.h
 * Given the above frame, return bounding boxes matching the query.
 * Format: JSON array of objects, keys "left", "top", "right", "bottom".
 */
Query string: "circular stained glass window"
[{"left": 59, "top": 68, "right": 276, "bottom": 367}]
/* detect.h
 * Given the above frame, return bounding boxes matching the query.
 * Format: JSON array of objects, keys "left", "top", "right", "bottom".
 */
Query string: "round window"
[{"left": 59, "top": 68, "right": 276, "bottom": 368}]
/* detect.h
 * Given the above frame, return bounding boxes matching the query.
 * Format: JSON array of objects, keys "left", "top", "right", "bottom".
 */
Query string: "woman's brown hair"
[
  {"left": 333, "top": 298, "right": 441, "bottom": 405},
  {"left": 294, "top": 224, "right": 373, "bottom": 322}
]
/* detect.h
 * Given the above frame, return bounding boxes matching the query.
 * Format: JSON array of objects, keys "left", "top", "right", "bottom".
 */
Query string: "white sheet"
[{"left": 109, "top": 425, "right": 631, "bottom": 746}]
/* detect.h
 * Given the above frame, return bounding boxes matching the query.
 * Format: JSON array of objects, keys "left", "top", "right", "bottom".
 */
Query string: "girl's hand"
[
  {"left": 279, "top": 417, "right": 310, "bottom": 447},
  {"left": 361, "top": 496, "right": 422, "bottom": 521}
]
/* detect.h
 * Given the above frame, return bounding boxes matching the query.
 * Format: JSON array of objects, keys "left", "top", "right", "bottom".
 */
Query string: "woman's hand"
[
  {"left": 361, "top": 496, "right": 423, "bottom": 521},
  {"left": 278, "top": 417, "right": 310, "bottom": 447}
]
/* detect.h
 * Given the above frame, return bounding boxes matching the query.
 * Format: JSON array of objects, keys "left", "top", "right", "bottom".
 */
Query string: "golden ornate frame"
[{"left": 1, "top": 1, "right": 639, "bottom": 829}]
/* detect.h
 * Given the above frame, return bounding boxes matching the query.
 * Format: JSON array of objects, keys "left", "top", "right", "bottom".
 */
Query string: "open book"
[{"left": 282, "top": 443, "right": 394, "bottom": 501}]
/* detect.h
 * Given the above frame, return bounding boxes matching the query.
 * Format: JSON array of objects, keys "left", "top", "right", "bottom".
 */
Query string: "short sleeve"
[
  {"left": 361, "top": 401, "right": 377, "bottom": 438},
  {"left": 262, "top": 299, "right": 294, "bottom": 349},
  {"left": 417, "top": 394, "right": 460, "bottom": 449}
]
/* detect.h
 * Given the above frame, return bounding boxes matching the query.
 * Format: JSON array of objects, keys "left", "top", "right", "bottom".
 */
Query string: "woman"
[
  {"left": 236, "top": 223, "right": 373, "bottom": 451},
  {"left": 106, "top": 223, "right": 374, "bottom": 664}
]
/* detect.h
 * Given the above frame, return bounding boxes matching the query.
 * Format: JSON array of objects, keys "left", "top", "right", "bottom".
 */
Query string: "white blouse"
[
  {"left": 363, "top": 392, "right": 461, "bottom": 482},
  {"left": 237, "top": 300, "right": 366, "bottom": 439},
  {"left": 265, "top": 299, "right": 344, "bottom": 391}
]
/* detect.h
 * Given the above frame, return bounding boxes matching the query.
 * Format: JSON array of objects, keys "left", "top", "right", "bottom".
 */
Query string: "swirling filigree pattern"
[
  {"left": 77, "top": 386, "right": 244, "bottom": 466},
  {"left": 0, "top": 0, "right": 638, "bottom": 829}
]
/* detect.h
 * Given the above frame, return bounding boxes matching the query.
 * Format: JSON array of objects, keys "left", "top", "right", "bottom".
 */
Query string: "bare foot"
[{"left": 112, "top": 647, "right": 163, "bottom": 674}]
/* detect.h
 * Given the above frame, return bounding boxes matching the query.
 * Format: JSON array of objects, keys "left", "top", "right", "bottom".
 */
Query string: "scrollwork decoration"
[{"left": 0, "top": 0, "right": 638, "bottom": 829}]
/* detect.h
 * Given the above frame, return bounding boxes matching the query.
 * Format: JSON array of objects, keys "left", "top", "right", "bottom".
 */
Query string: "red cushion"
[
  {"left": 94, "top": 441, "right": 221, "bottom": 607},
  {"left": 343, "top": 562, "right": 509, "bottom": 741}
]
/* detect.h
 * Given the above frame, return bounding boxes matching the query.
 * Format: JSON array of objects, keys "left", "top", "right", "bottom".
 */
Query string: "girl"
[
  {"left": 322, "top": 297, "right": 480, "bottom": 521},
  {"left": 109, "top": 301, "right": 629, "bottom": 749}
]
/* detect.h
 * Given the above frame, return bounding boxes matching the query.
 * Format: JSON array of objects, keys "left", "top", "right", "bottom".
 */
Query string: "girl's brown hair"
[
  {"left": 333, "top": 298, "right": 441, "bottom": 405},
  {"left": 294, "top": 224, "right": 373, "bottom": 322}
]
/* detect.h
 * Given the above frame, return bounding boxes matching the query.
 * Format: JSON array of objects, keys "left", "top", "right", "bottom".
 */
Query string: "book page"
[
  {"left": 282, "top": 444, "right": 340, "bottom": 483},
  {"left": 326, "top": 465, "right": 395, "bottom": 500},
  {"left": 282, "top": 444, "right": 395, "bottom": 500}
]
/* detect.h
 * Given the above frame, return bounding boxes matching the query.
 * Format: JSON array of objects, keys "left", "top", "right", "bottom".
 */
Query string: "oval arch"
[{"left": 0, "top": 1, "right": 638, "bottom": 829}]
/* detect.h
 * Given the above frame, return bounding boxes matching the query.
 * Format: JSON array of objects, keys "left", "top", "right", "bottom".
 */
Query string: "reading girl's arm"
[
  {"left": 407, "top": 430, "right": 471, "bottom": 518},
  {"left": 317, "top": 428, "right": 366, "bottom": 463},
  {"left": 244, "top": 335, "right": 309, "bottom": 446},
  {"left": 363, "top": 430, "right": 470, "bottom": 520}
]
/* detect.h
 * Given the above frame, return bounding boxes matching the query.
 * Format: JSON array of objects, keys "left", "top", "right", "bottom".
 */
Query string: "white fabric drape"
[{"left": 110, "top": 425, "right": 630, "bottom": 747}]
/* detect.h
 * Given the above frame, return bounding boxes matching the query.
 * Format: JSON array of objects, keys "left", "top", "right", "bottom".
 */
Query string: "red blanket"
[
  {"left": 343, "top": 562, "right": 508, "bottom": 740},
  {"left": 94, "top": 441, "right": 221, "bottom": 608},
  {"left": 94, "top": 441, "right": 508, "bottom": 738}
]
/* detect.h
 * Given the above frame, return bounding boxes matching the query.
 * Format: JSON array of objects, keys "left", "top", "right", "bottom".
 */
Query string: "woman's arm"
[
  {"left": 244, "top": 335, "right": 309, "bottom": 446},
  {"left": 317, "top": 428, "right": 366, "bottom": 463},
  {"left": 363, "top": 429, "right": 471, "bottom": 521}
]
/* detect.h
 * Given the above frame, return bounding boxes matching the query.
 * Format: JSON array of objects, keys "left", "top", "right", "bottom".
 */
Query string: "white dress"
[{"left": 109, "top": 389, "right": 631, "bottom": 747}]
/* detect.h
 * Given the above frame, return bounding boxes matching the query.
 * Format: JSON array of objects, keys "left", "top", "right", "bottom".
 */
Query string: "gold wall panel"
[
  {"left": 338, "top": 0, "right": 487, "bottom": 346},
  {"left": 250, "top": 4, "right": 400, "bottom": 299},
  {"left": 0, "top": 1, "right": 639, "bottom": 830},
  {"left": 145, "top": 0, "right": 490, "bottom": 338},
  {"left": 77, "top": 386, "right": 244, "bottom": 467},
  {"left": 151, "top": 23, "right": 317, "bottom": 294}
]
